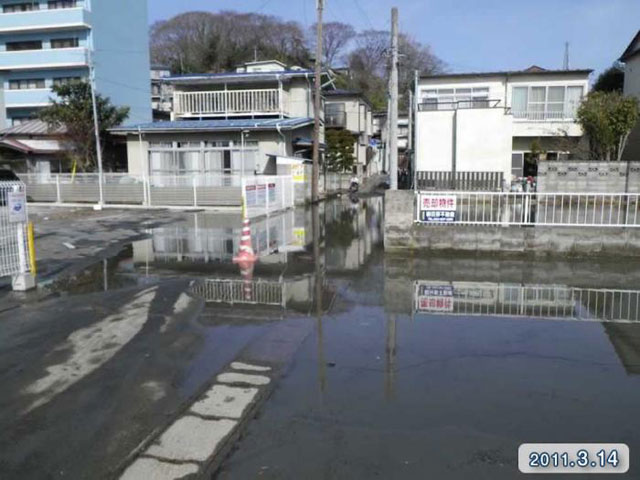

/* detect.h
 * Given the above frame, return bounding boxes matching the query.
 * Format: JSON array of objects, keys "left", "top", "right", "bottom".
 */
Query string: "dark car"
[{"left": 0, "top": 169, "right": 21, "bottom": 207}]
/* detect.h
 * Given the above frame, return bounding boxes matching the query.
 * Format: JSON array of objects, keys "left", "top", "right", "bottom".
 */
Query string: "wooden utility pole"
[
  {"left": 389, "top": 7, "right": 399, "bottom": 190},
  {"left": 312, "top": 0, "right": 324, "bottom": 203}
]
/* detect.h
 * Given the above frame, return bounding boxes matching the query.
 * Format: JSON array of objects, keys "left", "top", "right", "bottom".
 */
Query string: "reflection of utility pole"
[
  {"left": 312, "top": 202, "right": 327, "bottom": 395},
  {"left": 312, "top": 0, "right": 324, "bottom": 203},
  {"left": 384, "top": 314, "right": 397, "bottom": 400}
]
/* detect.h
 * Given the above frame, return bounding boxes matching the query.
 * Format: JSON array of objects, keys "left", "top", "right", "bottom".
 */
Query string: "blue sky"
[{"left": 149, "top": 0, "right": 640, "bottom": 78}]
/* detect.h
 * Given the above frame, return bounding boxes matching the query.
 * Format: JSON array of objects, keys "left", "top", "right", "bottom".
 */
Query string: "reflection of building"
[
  {"left": 132, "top": 210, "right": 300, "bottom": 264},
  {"left": 414, "top": 281, "right": 640, "bottom": 323},
  {"left": 324, "top": 196, "right": 383, "bottom": 272}
]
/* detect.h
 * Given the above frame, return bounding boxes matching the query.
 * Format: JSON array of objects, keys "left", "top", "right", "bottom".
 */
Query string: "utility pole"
[
  {"left": 89, "top": 53, "right": 104, "bottom": 208},
  {"left": 312, "top": 0, "right": 324, "bottom": 203},
  {"left": 389, "top": 7, "right": 399, "bottom": 190}
]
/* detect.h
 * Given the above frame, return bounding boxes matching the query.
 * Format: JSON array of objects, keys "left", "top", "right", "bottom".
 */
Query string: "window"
[
  {"left": 12, "top": 116, "right": 36, "bottom": 126},
  {"left": 9, "top": 78, "right": 45, "bottom": 90},
  {"left": 421, "top": 87, "right": 490, "bottom": 110},
  {"left": 511, "top": 85, "right": 584, "bottom": 120},
  {"left": 6, "top": 40, "right": 42, "bottom": 51},
  {"left": 52, "top": 76, "right": 82, "bottom": 86},
  {"left": 149, "top": 140, "right": 258, "bottom": 177},
  {"left": 3, "top": 3, "right": 39, "bottom": 13},
  {"left": 326, "top": 103, "right": 346, "bottom": 127},
  {"left": 51, "top": 37, "right": 79, "bottom": 49},
  {"left": 48, "top": 0, "right": 77, "bottom": 9},
  {"left": 511, "top": 153, "right": 524, "bottom": 178}
]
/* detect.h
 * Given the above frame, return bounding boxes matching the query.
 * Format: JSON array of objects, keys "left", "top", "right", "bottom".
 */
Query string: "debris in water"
[{"left": 63, "top": 242, "right": 76, "bottom": 250}]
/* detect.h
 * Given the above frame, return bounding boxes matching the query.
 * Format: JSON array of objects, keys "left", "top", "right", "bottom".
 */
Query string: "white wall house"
[
  {"left": 620, "top": 30, "right": 640, "bottom": 160},
  {"left": 415, "top": 66, "right": 592, "bottom": 182},
  {"left": 324, "top": 89, "right": 373, "bottom": 176},
  {"left": 112, "top": 60, "right": 325, "bottom": 179}
]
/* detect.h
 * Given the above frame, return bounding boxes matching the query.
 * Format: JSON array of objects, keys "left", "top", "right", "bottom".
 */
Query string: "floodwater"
[{"left": 5, "top": 194, "right": 640, "bottom": 479}]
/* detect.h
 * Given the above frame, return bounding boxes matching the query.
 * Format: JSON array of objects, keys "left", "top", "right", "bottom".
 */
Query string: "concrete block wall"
[
  {"left": 538, "top": 161, "right": 640, "bottom": 193},
  {"left": 384, "top": 190, "right": 640, "bottom": 257}
]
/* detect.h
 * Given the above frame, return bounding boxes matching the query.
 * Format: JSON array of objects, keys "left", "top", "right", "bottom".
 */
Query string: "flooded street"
[{"left": 2, "top": 195, "right": 640, "bottom": 478}]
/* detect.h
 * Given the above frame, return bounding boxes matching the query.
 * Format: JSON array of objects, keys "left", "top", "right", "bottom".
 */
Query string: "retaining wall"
[
  {"left": 385, "top": 190, "right": 640, "bottom": 257},
  {"left": 537, "top": 161, "right": 640, "bottom": 193}
]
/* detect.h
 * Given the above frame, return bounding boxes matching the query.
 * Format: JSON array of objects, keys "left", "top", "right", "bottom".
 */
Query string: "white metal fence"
[
  {"left": 174, "top": 89, "right": 286, "bottom": 117},
  {"left": 242, "top": 175, "right": 294, "bottom": 218},
  {"left": 415, "top": 191, "right": 640, "bottom": 227},
  {"left": 0, "top": 181, "right": 30, "bottom": 278},
  {"left": 18, "top": 173, "right": 294, "bottom": 217},
  {"left": 192, "top": 278, "right": 285, "bottom": 307}
]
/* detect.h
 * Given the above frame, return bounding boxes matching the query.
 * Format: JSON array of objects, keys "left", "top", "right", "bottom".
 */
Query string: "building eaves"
[
  {"left": 620, "top": 30, "right": 640, "bottom": 62},
  {"left": 110, "top": 118, "right": 315, "bottom": 134},
  {"left": 420, "top": 68, "right": 593, "bottom": 80}
]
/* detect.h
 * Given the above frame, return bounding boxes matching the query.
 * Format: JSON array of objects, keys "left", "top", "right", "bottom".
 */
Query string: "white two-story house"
[
  {"left": 414, "top": 66, "right": 592, "bottom": 184},
  {"left": 324, "top": 89, "right": 373, "bottom": 176},
  {"left": 112, "top": 60, "right": 325, "bottom": 180}
]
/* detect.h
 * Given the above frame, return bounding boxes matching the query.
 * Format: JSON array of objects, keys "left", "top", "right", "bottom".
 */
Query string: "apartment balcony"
[
  {"left": 174, "top": 89, "right": 289, "bottom": 118},
  {"left": 512, "top": 110, "right": 577, "bottom": 122},
  {"left": 0, "top": 7, "right": 90, "bottom": 34},
  {"left": 511, "top": 110, "right": 583, "bottom": 137},
  {"left": 0, "top": 47, "right": 88, "bottom": 70},
  {"left": 5, "top": 88, "right": 55, "bottom": 107}
]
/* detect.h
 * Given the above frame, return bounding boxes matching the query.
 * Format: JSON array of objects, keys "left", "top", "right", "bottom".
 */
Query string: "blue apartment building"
[{"left": 0, "top": 0, "right": 151, "bottom": 128}]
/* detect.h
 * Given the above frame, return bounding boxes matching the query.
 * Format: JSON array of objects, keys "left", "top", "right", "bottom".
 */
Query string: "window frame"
[{"left": 511, "top": 85, "right": 584, "bottom": 121}]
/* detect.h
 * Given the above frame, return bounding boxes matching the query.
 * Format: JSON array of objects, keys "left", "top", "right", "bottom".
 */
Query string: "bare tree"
[
  {"left": 345, "top": 30, "right": 445, "bottom": 110},
  {"left": 309, "top": 22, "right": 356, "bottom": 67},
  {"left": 150, "top": 11, "right": 310, "bottom": 74}
]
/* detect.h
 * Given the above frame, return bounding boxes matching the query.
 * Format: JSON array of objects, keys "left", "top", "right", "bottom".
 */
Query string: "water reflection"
[{"left": 413, "top": 281, "right": 640, "bottom": 323}]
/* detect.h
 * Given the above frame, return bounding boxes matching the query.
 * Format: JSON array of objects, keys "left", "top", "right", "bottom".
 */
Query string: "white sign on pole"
[
  {"left": 8, "top": 191, "right": 27, "bottom": 223},
  {"left": 418, "top": 194, "right": 457, "bottom": 223}
]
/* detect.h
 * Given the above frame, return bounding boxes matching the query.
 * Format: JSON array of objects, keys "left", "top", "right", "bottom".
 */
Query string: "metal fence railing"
[
  {"left": 242, "top": 175, "right": 294, "bottom": 218},
  {"left": 414, "top": 281, "right": 640, "bottom": 323},
  {"left": 416, "top": 171, "right": 504, "bottom": 191},
  {"left": 415, "top": 191, "right": 640, "bottom": 227},
  {"left": 0, "top": 181, "right": 31, "bottom": 278},
  {"left": 192, "top": 278, "right": 285, "bottom": 307},
  {"left": 18, "top": 173, "right": 295, "bottom": 217}
]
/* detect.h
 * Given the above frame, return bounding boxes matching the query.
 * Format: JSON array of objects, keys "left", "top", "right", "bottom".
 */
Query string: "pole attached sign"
[
  {"left": 417, "top": 194, "right": 457, "bottom": 223},
  {"left": 8, "top": 191, "right": 27, "bottom": 223}
]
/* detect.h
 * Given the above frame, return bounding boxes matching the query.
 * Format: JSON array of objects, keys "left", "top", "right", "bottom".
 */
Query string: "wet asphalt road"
[{"left": 2, "top": 196, "right": 640, "bottom": 479}]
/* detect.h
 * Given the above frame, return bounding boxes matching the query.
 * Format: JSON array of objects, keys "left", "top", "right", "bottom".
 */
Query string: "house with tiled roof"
[{"left": 113, "top": 60, "right": 327, "bottom": 180}]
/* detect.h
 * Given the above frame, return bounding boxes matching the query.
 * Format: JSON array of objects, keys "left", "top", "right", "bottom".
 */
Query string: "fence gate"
[{"left": 0, "top": 181, "right": 32, "bottom": 284}]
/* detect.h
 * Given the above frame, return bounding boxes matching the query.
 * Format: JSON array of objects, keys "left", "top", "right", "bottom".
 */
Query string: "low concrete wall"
[
  {"left": 538, "top": 161, "right": 640, "bottom": 193},
  {"left": 384, "top": 190, "right": 640, "bottom": 257}
]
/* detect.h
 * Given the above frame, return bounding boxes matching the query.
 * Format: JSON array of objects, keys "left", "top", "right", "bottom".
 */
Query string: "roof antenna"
[
  {"left": 254, "top": 46, "right": 258, "bottom": 63},
  {"left": 563, "top": 42, "right": 570, "bottom": 70}
]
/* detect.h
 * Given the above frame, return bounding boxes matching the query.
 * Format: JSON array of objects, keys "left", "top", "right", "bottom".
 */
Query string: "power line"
[{"left": 353, "top": 0, "right": 376, "bottom": 31}]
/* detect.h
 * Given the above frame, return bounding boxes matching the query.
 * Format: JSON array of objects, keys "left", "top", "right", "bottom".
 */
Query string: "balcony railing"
[
  {"left": 418, "top": 99, "right": 502, "bottom": 111},
  {"left": 512, "top": 110, "right": 577, "bottom": 122},
  {"left": 174, "top": 89, "right": 287, "bottom": 117},
  {"left": 0, "top": 47, "right": 88, "bottom": 70},
  {"left": 0, "top": 6, "right": 90, "bottom": 34}
]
